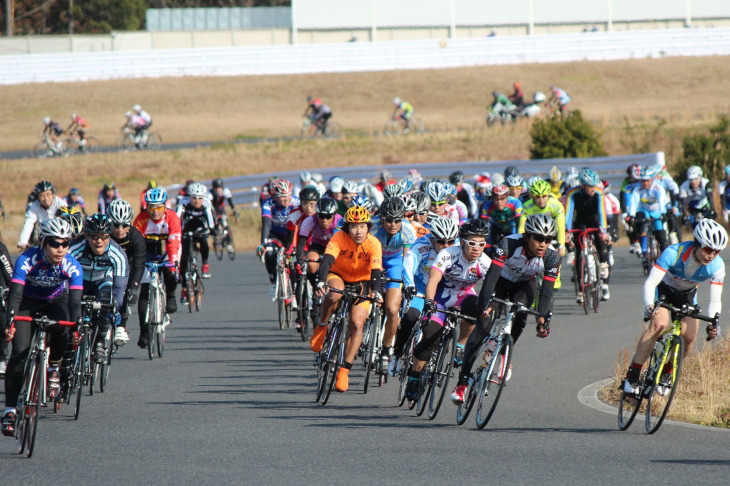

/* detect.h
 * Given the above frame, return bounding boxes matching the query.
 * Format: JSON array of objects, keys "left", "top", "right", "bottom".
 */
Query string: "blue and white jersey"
[
  {"left": 655, "top": 241, "right": 724, "bottom": 293},
  {"left": 622, "top": 181, "right": 641, "bottom": 210},
  {"left": 11, "top": 247, "right": 84, "bottom": 301},
  {"left": 403, "top": 235, "right": 437, "bottom": 293},
  {"left": 69, "top": 237, "right": 130, "bottom": 307},
  {"left": 628, "top": 181, "right": 668, "bottom": 216},
  {"left": 679, "top": 178, "right": 711, "bottom": 211},
  {"left": 370, "top": 215, "right": 417, "bottom": 263},
  {"left": 718, "top": 180, "right": 730, "bottom": 211},
  {"left": 261, "top": 196, "right": 300, "bottom": 239},
  {"left": 656, "top": 172, "right": 679, "bottom": 198}
]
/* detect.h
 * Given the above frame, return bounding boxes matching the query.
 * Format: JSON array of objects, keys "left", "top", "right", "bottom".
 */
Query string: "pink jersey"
[{"left": 299, "top": 214, "right": 342, "bottom": 247}]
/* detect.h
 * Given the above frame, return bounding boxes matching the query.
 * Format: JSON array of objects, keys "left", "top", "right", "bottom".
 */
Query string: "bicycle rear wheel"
[
  {"left": 456, "top": 374, "right": 478, "bottom": 425},
  {"left": 618, "top": 386, "right": 643, "bottom": 431},
  {"left": 475, "top": 336, "right": 512, "bottom": 429},
  {"left": 156, "top": 314, "right": 166, "bottom": 358},
  {"left": 428, "top": 329, "right": 455, "bottom": 420},
  {"left": 363, "top": 306, "right": 381, "bottom": 394},
  {"left": 90, "top": 362, "right": 99, "bottom": 395},
  {"left": 324, "top": 121, "right": 343, "bottom": 138},
  {"left": 322, "top": 321, "right": 344, "bottom": 406},
  {"left": 645, "top": 336, "right": 684, "bottom": 434},
  {"left": 194, "top": 277, "right": 204, "bottom": 312},
  {"left": 285, "top": 275, "right": 294, "bottom": 329},
  {"left": 416, "top": 356, "right": 434, "bottom": 417},
  {"left": 81, "top": 136, "right": 99, "bottom": 154}
]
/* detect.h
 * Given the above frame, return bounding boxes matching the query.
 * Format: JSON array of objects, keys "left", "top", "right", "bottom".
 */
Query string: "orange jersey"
[
  {"left": 133, "top": 208, "right": 182, "bottom": 264},
  {"left": 411, "top": 221, "right": 430, "bottom": 240},
  {"left": 325, "top": 231, "right": 382, "bottom": 282}
]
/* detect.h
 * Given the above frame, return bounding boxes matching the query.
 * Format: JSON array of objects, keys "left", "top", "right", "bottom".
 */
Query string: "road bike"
[
  {"left": 33, "top": 133, "right": 69, "bottom": 158},
  {"left": 299, "top": 115, "right": 343, "bottom": 139},
  {"left": 9, "top": 314, "right": 75, "bottom": 458},
  {"left": 182, "top": 231, "right": 205, "bottom": 313},
  {"left": 568, "top": 228, "right": 603, "bottom": 314},
  {"left": 383, "top": 116, "right": 425, "bottom": 135},
  {"left": 360, "top": 285, "right": 385, "bottom": 394},
  {"left": 270, "top": 241, "right": 294, "bottom": 330},
  {"left": 144, "top": 262, "right": 170, "bottom": 360},
  {"left": 83, "top": 296, "right": 117, "bottom": 397},
  {"left": 295, "top": 256, "right": 321, "bottom": 342},
  {"left": 64, "top": 131, "right": 99, "bottom": 155},
  {"left": 115, "top": 127, "right": 162, "bottom": 151},
  {"left": 212, "top": 212, "right": 237, "bottom": 261},
  {"left": 59, "top": 297, "right": 95, "bottom": 420},
  {"left": 618, "top": 299, "right": 718, "bottom": 434}
]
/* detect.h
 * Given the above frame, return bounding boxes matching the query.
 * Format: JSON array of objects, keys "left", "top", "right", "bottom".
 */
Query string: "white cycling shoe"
[{"left": 114, "top": 327, "right": 129, "bottom": 346}]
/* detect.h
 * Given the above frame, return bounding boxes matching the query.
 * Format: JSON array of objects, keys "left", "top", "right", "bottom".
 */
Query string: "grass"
[{"left": 600, "top": 334, "right": 730, "bottom": 428}]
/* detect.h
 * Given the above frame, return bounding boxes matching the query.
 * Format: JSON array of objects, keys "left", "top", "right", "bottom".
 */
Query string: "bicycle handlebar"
[
  {"left": 326, "top": 286, "right": 375, "bottom": 302},
  {"left": 649, "top": 299, "right": 719, "bottom": 342},
  {"left": 491, "top": 297, "right": 544, "bottom": 318},
  {"left": 8, "top": 315, "right": 77, "bottom": 338},
  {"left": 80, "top": 296, "right": 117, "bottom": 311}
]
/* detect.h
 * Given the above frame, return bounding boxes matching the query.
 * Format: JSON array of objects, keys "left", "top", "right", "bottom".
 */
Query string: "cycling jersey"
[
  {"left": 98, "top": 190, "right": 120, "bottom": 214},
  {"left": 64, "top": 195, "right": 85, "bottom": 212},
  {"left": 719, "top": 179, "right": 730, "bottom": 211},
  {"left": 323, "top": 231, "right": 382, "bottom": 283},
  {"left": 518, "top": 198, "right": 566, "bottom": 247},
  {"left": 261, "top": 196, "right": 300, "bottom": 241},
  {"left": 452, "top": 200, "right": 468, "bottom": 224},
  {"left": 627, "top": 182, "right": 668, "bottom": 217},
  {"left": 18, "top": 196, "right": 67, "bottom": 248},
  {"left": 112, "top": 226, "right": 147, "bottom": 302},
  {"left": 679, "top": 178, "right": 712, "bottom": 212},
  {"left": 370, "top": 216, "right": 417, "bottom": 262},
  {"left": 564, "top": 186, "right": 607, "bottom": 231},
  {"left": 411, "top": 221, "right": 430, "bottom": 240},
  {"left": 10, "top": 247, "right": 84, "bottom": 302},
  {"left": 69, "top": 237, "right": 129, "bottom": 308},
  {"left": 211, "top": 187, "right": 234, "bottom": 214},
  {"left": 299, "top": 214, "right": 342, "bottom": 248},
  {"left": 456, "top": 183, "right": 478, "bottom": 218},
  {"left": 553, "top": 88, "right": 570, "bottom": 104},
  {"left": 443, "top": 204, "right": 461, "bottom": 225},
  {"left": 397, "top": 102, "right": 414, "bottom": 118},
  {"left": 177, "top": 197, "right": 216, "bottom": 233},
  {"left": 431, "top": 246, "right": 491, "bottom": 309},
  {"left": 479, "top": 197, "right": 523, "bottom": 233},
  {"left": 137, "top": 110, "right": 152, "bottom": 125},
  {"left": 133, "top": 209, "right": 182, "bottom": 264},
  {"left": 46, "top": 121, "right": 63, "bottom": 135},
  {"left": 403, "top": 235, "right": 437, "bottom": 293}
]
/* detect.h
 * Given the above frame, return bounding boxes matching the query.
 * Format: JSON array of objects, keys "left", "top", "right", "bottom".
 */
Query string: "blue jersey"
[
  {"left": 261, "top": 196, "right": 300, "bottom": 240},
  {"left": 11, "top": 247, "right": 84, "bottom": 301},
  {"left": 403, "top": 235, "right": 437, "bottom": 292},
  {"left": 628, "top": 181, "right": 668, "bottom": 216},
  {"left": 655, "top": 241, "right": 724, "bottom": 293},
  {"left": 370, "top": 215, "right": 417, "bottom": 263}
]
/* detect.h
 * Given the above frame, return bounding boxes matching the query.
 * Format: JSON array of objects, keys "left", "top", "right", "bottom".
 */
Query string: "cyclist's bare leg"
[
  {"left": 680, "top": 317, "right": 699, "bottom": 354},
  {"left": 381, "top": 287, "right": 402, "bottom": 350},
  {"left": 305, "top": 250, "right": 321, "bottom": 276},
  {"left": 343, "top": 305, "right": 369, "bottom": 363},
  {"left": 631, "top": 307, "right": 670, "bottom": 365},
  {"left": 457, "top": 319, "right": 475, "bottom": 347},
  {"left": 318, "top": 276, "right": 344, "bottom": 325}
]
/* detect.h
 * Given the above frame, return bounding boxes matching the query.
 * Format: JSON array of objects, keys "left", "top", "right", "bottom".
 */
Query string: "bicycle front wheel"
[
  {"left": 315, "top": 329, "right": 333, "bottom": 403},
  {"left": 618, "top": 387, "right": 643, "bottom": 431},
  {"left": 428, "top": 329, "right": 455, "bottom": 420},
  {"left": 186, "top": 276, "right": 194, "bottom": 313},
  {"left": 276, "top": 270, "right": 286, "bottom": 330},
  {"left": 194, "top": 277, "right": 204, "bottom": 312},
  {"left": 224, "top": 231, "right": 236, "bottom": 260},
  {"left": 363, "top": 306, "right": 382, "bottom": 394},
  {"left": 156, "top": 321, "right": 165, "bottom": 358},
  {"left": 475, "top": 336, "right": 512, "bottom": 429},
  {"left": 33, "top": 141, "right": 51, "bottom": 158},
  {"left": 384, "top": 119, "right": 402, "bottom": 136},
  {"left": 213, "top": 234, "right": 224, "bottom": 260},
  {"left": 409, "top": 118, "right": 425, "bottom": 134},
  {"left": 321, "top": 321, "right": 343, "bottom": 406},
  {"left": 416, "top": 359, "right": 434, "bottom": 417},
  {"left": 146, "top": 132, "right": 162, "bottom": 150},
  {"left": 645, "top": 336, "right": 684, "bottom": 434},
  {"left": 24, "top": 356, "right": 43, "bottom": 457}
]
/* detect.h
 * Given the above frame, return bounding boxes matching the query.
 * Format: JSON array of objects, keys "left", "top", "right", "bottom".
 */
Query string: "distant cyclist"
[
  {"left": 67, "top": 113, "right": 90, "bottom": 149},
  {"left": 98, "top": 182, "right": 120, "bottom": 214},
  {"left": 392, "top": 97, "right": 414, "bottom": 132},
  {"left": 64, "top": 188, "right": 87, "bottom": 216},
  {"left": 549, "top": 86, "right": 571, "bottom": 113},
  {"left": 679, "top": 165, "right": 716, "bottom": 227},
  {"left": 177, "top": 183, "right": 216, "bottom": 305},
  {"left": 718, "top": 165, "right": 730, "bottom": 223},
  {"left": 42, "top": 117, "right": 64, "bottom": 153}
]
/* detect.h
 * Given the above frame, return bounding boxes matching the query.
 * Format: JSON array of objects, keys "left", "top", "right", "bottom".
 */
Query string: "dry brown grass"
[{"left": 601, "top": 334, "right": 730, "bottom": 428}]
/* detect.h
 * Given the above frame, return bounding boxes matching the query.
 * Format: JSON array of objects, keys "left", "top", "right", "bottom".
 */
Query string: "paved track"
[{"left": 2, "top": 248, "right": 729, "bottom": 483}]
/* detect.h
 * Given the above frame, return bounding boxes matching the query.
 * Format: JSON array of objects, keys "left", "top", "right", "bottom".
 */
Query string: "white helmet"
[
  {"left": 687, "top": 165, "right": 703, "bottom": 180},
  {"left": 393, "top": 97, "right": 401, "bottom": 105},
  {"left": 133, "top": 104, "right": 142, "bottom": 112},
  {"left": 491, "top": 174, "right": 505, "bottom": 186},
  {"left": 125, "top": 111, "right": 132, "bottom": 118},
  {"left": 329, "top": 177, "right": 344, "bottom": 193},
  {"left": 299, "top": 171, "right": 312, "bottom": 184},
  {"left": 43, "top": 117, "right": 51, "bottom": 125},
  {"left": 40, "top": 217, "right": 73, "bottom": 242},
  {"left": 188, "top": 182, "right": 208, "bottom": 198},
  {"left": 533, "top": 91, "right": 546, "bottom": 103},
  {"left": 524, "top": 214, "right": 557, "bottom": 237},
  {"left": 107, "top": 200, "right": 134, "bottom": 225},
  {"left": 342, "top": 180, "right": 359, "bottom": 195},
  {"left": 429, "top": 217, "right": 459, "bottom": 240},
  {"left": 694, "top": 219, "right": 728, "bottom": 251}
]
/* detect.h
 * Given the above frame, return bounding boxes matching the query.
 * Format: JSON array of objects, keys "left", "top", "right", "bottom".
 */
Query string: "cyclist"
[
  {"left": 376, "top": 170, "right": 396, "bottom": 193},
  {"left": 508, "top": 82, "right": 524, "bottom": 108},
  {"left": 177, "top": 183, "right": 216, "bottom": 304},
  {"left": 98, "top": 182, "right": 120, "bottom": 214},
  {"left": 210, "top": 178, "right": 239, "bottom": 253},
  {"left": 426, "top": 181, "right": 460, "bottom": 226},
  {"left": 42, "top": 117, "right": 65, "bottom": 154},
  {"left": 257, "top": 179, "right": 299, "bottom": 299},
  {"left": 311, "top": 98, "right": 332, "bottom": 133},
  {"left": 124, "top": 110, "right": 148, "bottom": 148},
  {"left": 479, "top": 183, "right": 523, "bottom": 255},
  {"left": 64, "top": 188, "right": 87, "bottom": 216},
  {"left": 132, "top": 104, "right": 152, "bottom": 142},
  {"left": 341, "top": 181, "right": 360, "bottom": 209},
  {"left": 409, "top": 191, "right": 431, "bottom": 228},
  {"left": 107, "top": 200, "right": 146, "bottom": 345},
  {"left": 56, "top": 205, "right": 84, "bottom": 237},
  {"left": 623, "top": 219, "right": 726, "bottom": 395},
  {"left": 444, "top": 182, "right": 468, "bottom": 225},
  {"left": 602, "top": 180, "right": 621, "bottom": 266},
  {"left": 652, "top": 163, "right": 681, "bottom": 245},
  {"left": 679, "top": 165, "right": 717, "bottom": 227},
  {"left": 719, "top": 165, "right": 730, "bottom": 223},
  {"left": 548, "top": 166, "right": 563, "bottom": 200},
  {"left": 309, "top": 206, "right": 383, "bottom": 393},
  {"left": 67, "top": 113, "right": 90, "bottom": 149},
  {"left": 627, "top": 167, "right": 669, "bottom": 271},
  {"left": 133, "top": 188, "right": 182, "bottom": 348},
  {"left": 506, "top": 174, "right": 527, "bottom": 202},
  {"left": 1, "top": 218, "right": 82, "bottom": 435},
  {"left": 474, "top": 174, "right": 492, "bottom": 207},
  {"left": 303, "top": 96, "right": 318, "bottom": 118},
  {"left": 0, "top": 236, "right": 13, "bottom": 378},
  {"left": 563, "top": 166, "right": 580, "bottom": 195},
  {"left": 140, "top": 180, "right": 158, "bottom": 212},
  {"left": 451, "top": 214, "right": 558, "bottom": 404},
  {"left": 19, "top": 181, "right": 67, "bottom": 250},
  {"left": 548, "top": 86, "right": 571, "bottom": 113},
  {"left": 565, "top": 168, "right": 611, "bottom": 302},
  {"left": 490, "top": 91, "right": 514, "bottom": 113},
  {"left": 69, "top": 214, "right": 129, "bottom": 362},
  {"left": 285, "top": 187, "right": 321, "bottom": 253},
  {"left": 621, "top": 163, "right": 642, "bottom": 254},
  {"left": 392, "top": 97, "right": 414, "bottom": 132},
  {"left": 371, "top": 197, "right": 417, "bottom": 374}
]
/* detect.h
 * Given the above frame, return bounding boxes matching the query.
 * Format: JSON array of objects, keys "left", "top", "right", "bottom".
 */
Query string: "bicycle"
[
  {"left": 299, "top": 115, "right": 343, "bottom": 139},
  {"left": 643, "top": 224, "right": 661, "bottom": 276},
  {"left": 64, "top": 131, "right": 99, "bottom": 155},
  {"left": 568, "top": 228, "right": 603, "bottom": 314},
  {"left": 8, "top": 314, "right": 75, "bottom": 458},
  {"left": 80, "top": 296, "right": 117, "bottom": 397},
  {"left": 115, "top": 127, "right": 162, "bottom": 151},
  {"left": 295, "top": 256, "right": 322, "bottom": 342},
  {"left": 212, "top": 212, "right": 237, "bottom": 261},
  {"left": 60, "top": 297, "right": 95, "bottom": 420},
  {"left": 33, "top": 133, "right": 69, "bottom": 158},
  {"left": 182, "top": 231, "right": 205, "bottom": 313},
  {"left": 618, "top": 299, "right": 718, "bottom": 434},
  {"left": 269, "top": 241, "right": 294, "bottom": 330},
  {"left": 144, "top": 262, "right": 170, "bottom": 360},
  {"left": 360, "top": 284, "right": 386, "bottom": 394},
  {"left": 313, "top": 285, "right": 374, "bottom": 405},
  {"left": 383, "top": 116, "right": 425, "bottom": 135}
]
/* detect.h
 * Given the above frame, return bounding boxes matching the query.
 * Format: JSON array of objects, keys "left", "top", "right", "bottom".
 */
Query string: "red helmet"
[
  {"left": 313, "top": 98, "right": 322, "bottom": 108},
  {"left": 491, "top": 184, "right": 509, "bottom": 197},
  {"left": 270, "top": 179, "right": 293, "bottom": 197}
]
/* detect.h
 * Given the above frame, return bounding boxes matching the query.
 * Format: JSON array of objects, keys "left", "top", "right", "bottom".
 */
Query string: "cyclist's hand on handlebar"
[
  {"left": 536, "top": 317, "right": 550, "bottom": 338},
  {"left": 404, "top": 286, "right": 417, "bottom": 301},
  {"left": 256, "top": 244, "right": 266, "bottom": 258},
  {"left": 706, "top": 323, "right": 719, "bottom": 340},
  {"left": 480, "top": 305, "right": 493, "bottom": 318},
  {"left": 424, "top": 299, "right": 438, "bottom": 314},
  {"left": 599, "top": 230, "right": 610, "bottom": 243},
  {"left": 315, "top": 281, "right": 327, "bottom": 299},
  {"left": 3, "top": 327, "right": 14, "bottom": 342},
  {"left": 643, "top": 305, "right": 655, "bottom": 321}
]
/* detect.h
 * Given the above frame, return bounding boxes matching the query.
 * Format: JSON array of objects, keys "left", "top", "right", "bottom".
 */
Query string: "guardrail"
[
  {"left": 3, "top": 28, "right": 729, "bottom": 85},
  {"left": 171, "top": 152, "right": 662, "bottom": 208}
]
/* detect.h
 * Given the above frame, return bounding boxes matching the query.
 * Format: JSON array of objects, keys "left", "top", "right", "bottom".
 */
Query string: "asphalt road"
[{"left": 2, "top": 248, "right": 729, "bottom": 484}]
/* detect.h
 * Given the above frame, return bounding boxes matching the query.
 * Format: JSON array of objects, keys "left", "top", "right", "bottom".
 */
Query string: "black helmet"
[
  {"left": 84, "top": 213, "right": 113, "bottom": 234},
  {"left": 103, "top": 182, "right": 116, "bottom": 192},
  {"left": 504, "top": 166, "right": 520, "bottom": 178},
  {"left": 379, "top": 197, "right": 407, "bottom": 220},
  {"left": 299, "top": 187, "right": 320, "bottom": 202},
  {"left": 212, "top": 178, "right": 223, "bottom": 188},
  {"left": 459, "top": 218, "right": 490, "bottom": 238},
  {"left": 316, "top": 197, "right": 338, "bottom": 217},
  {"left": 35, "top": 180, "right": 55, "bottom": 193},
  {"left": 449, "top": 170, "right": 465, "bottom": 184}
]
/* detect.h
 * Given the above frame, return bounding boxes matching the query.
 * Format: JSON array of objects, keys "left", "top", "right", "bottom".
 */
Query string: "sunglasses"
[
  {"left": 384, "top": 218, "right": 402, "bottom": 224},
  {"left": 113, "top": 223, "right": 130, "bottom": 229},
  {"left": 46, "top": 240, "right": 70, "bottom": 249},
  {"left": 528, "top": 234, "right": 552, "bottom": 243},
  {"left": 317, "top": 214, "right": 334, "bottom": 220},
  {"left": 148, "top": 205, "right": 165, "bottom": 212},
  {"left": 701, "top": 246, "right": 721, "bottom": 256},
  {"left": 463, "top": 240, "right": 487, "bottom": 248},
  {"left": 430, "top": 202, "right": 446, "bottom": 207},
  {"left": 417, "top": 211, "right": 429, "bottom": 216},
  {"left": 434, "top": 239, "right": 456, "bottom": 246},
  {"left": 88, "top": 233, "right": 111, "bottom": 241}
]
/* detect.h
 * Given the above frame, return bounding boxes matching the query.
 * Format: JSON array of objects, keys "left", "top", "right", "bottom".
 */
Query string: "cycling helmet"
[
  {"left": 125, "top": 111, "right": 132, "bottom": 118},
  {"left": 133, "top": 104, "right": 141, "bottom": 112},
  {"left": 602, "top": 180, "right": 611, "bottom": 190},
  {"left": 533, "top": 91, "right": 546, "bottom": 103},
  {"left": 379, "top": 197, "right": 407, "bottom": 220},
  {"left": 579, "top": 168, "right": 600, "bottom": 187},
  {"left": 380, "top": 170, "right": 392, "bottom": 182},
  {"left": 407, "top": 169, "right": 422, "bottom": 184},
  {"left": 35, "top": 180, "right": 55, "bottom": 193},
  {"left": 329, "top": 176, "right": 344, "bottom": 193},
  {"left": 491, "top": 184, "right": 509, "bottom": 197},
  {"left": 40, "top": 217, "right": 73, "bottom": 242},
  {"left": 393, "top": 97, "right": 401, "bottom": 106},
  {"left": 70, "top": 113, "right": 77, "bottom": 121},
  {"left": 694, "top": 219, "right": 728, "bottom": 251},
  {"left": 313, "top": 98, "right": 322, "bottom": 108},
  {"left": 311, "top": 173, "right": 323, "bottom": 183},
  {"left": 529, "top": 179, "right": 552, "bottom": 197},
  {"left": 43, "top": 117, "right": 51, "bottom": 125},
  {"left": 426, "top": 181, "right": 448, "bottom": 204},
  {"left": 68, "top": 188, "right": 79, "bottom": 196},
  {"left": 270, "top": 178, "right": 293, "bottom": 197},
  {"left": 725, "top": 165, "right": 730, "bottom": 177},
  {"left": 299, "top": 170, "right": 312, "bottom": 184},
  {"left": 103, "top": 182, "right": 116, "bottom": 192},
  {"left": 316, "top": 197, "right": 338, "bottom": 217},
  {"left": 84, "top": 213, "right": 113, "bottom": 234},
  {"left": 56, "top": 205, "right": 80, "bottom": 217},
  {"left": 566, "top": 167, "right": 579, "bottom": 179},
  {"left": 404, "top": 196, "right": 418, "bottom": 213},
  {"left": 627, "top": 163, "right": 641, "bottom": 181},
  {"left": 504, "top": 166, "right": 520, "bottom": 178},
  {"left": 397, "top": 178, "right": 414, "bottom": 194},
  {"left": 524, "top": 214, "right": 557, "bottom": 237},
  {"left": 687, "top": 165, "right": 703, "bottom": 180},
  {"left": 505, "top": 174, "right": 523, "bottom": 188},
  {"left": 107, "top": 199, "right": 134, "bottom": 225},
  {"left": 345, "top": 206, "right": 371, "bottom": 224},
  {"left": 549, "top": 166, "right": 562, "bottom": 182},
  {"left": 429, "top": 217, "right": 459, "bottom": 240},
  {"left": 459, "top": 219, "right": 490, "bottom": 238},
  {"left": 491, "top": 173, "right": 505, "bottom": 186},
  {"left": 342, "top": 181, "right": 359, "bottom": 195},
  {"left": 411, "top": 191, "right": 431, "bottom": 213},
  {"left": 212, "top": 178, "right": 224, "bottom": 189},
  {"left": 475, "top": 174, "right": 491, "bottom": 190},
  {"left": 443, "top": 182, "right": 457, "bottom": 197},
  {"left": 514, "top": 82, "right": 521, "bottom": 90},
  {"left": 188, "top": 182, "right": 207, "bottom": 198},
  {"left": 383, "top": 183, "right": 405, "bottom": 199},
  {"left": 145, "top": 188, "right": 168, "bottom": 205},
  {"left": 449, "top": 171, "right": 465, "bottom": 185},
  {"left": 299, "top": 186, "right": 320, "bottom": 202},
  {"left": 147, "top": 180, "right": 157, "bottom": 190},
  {"left": 350, "top": 195, "right": 374, "bottom": 213},
  {"left": 567, "top": 177, "right": 581, "bottom": 189},
  {"left": 56, "top": 206, "right": 84, "bottom": 235}
]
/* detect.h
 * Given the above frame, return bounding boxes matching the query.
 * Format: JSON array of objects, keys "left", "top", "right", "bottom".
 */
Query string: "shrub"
[
  {"left": 673, "top": 117, "right": 730, "bottom": 183},
  {"left": 529, "top": 110, "right": 607, "bottom": 160}
]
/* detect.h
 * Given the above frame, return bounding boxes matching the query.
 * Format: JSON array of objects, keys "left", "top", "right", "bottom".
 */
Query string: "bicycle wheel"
[
  {"left": 73, "top": 364, "right": 83, "bottom": 420},
  {"left": 384, "top": 119, "right": 403, "bottom": 136},
  {"left": 24, "top": 356, "right": 42, "bottom": 458},
  {"left": 224, "top": 231, "right": 236, "bottom": 260},
  {"left": 323, "top": 122, "right": 343, "bottom": 139},
  {"left": 213, "top": 233, "right": 224, "bottom": 260},
  {"left": 156, "top": 323, "right": 165, "bottom": 358},
  {"left": 146, "top": 291, "right": 156, "bottom": 360},
  {"left": 146, "top": 132, "right": 162, "bottom": 150},
  {"left": 456, "top": 338, "right": 490, "bottom": 425},
  {"left": 90, "top": 361, "right": 99, "bottom": 396},
  {"left": 363, "top": 306, "right": 381, "bottom": 394},
  {"left": 475, "top": 336, "right": 513, "bottom": 429},
  {"left": 119, "top": 133, "right": 135, "bottom": 152},
  {"left": 276, "top": 270, "right": 286, "bottom": 330},
  {"left": 409, "top": 118, "right": 425, "bottom": 134},
  {"left": 81, "top": 136, "right": 99, "bottom": 154},
  {"left": 321, "top": 321, "right": 344, "bottom": 406},
  {"left": 186, "top": 276, "right": 194, "bottom": 313},
  {"left": 618, "top": 386, "right": 643, "bottom": 431},
  {"left": 315, "top": 329, "right": 333, "bottom": 403},
  {"left": 428, "top": 329, "right": 455, "bottom": 420},
  {"left": 194, "top": 277, "right": 204, "bottom": 312},
  {"left": 17, "top": 355, "right": 37, "bottom": 455},
  {"left": 645, "top": 336, "right": 684, "bottom": 434},
  {"left": 397, "top": 355, "right": 412, "bottom": 408},
  {"left": 416, "top": 356, "right": 434, "bottom": 417},
  {"left": 33, "top": 141, "right": 51, "bottom": 158},
  {"left": 581, "top": 256, "right": 590, "bottom": 315},
  {"left": 285, "top": 275, "right": 294, "bottom": 329},
  {"left": 298, "top": 277, "right": 309, "bottom": 342}
]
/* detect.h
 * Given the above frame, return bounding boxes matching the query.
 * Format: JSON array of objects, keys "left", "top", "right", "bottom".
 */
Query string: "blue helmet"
[
  {"left": 145, "top": 188, "right": 168, "bottom": 205},
  {"left": 350, "top": 195, "right": 374, "bottom": 212},
  {"left": 725, "top": 165, "right": 730, "bottom": 176},
  {"left": 578, "top": 169, "right": 600, "bottom": 187},
  {"left": 426, "top": 181, "right": 448, "bottom": 204}
]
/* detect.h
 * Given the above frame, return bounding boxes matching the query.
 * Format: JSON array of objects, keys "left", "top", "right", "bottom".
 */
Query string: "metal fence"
[{"left": 146, "top": 7, "right": 291, "bottom": 31}]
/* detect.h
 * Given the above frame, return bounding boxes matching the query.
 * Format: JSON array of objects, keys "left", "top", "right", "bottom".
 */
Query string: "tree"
[
  {"left": 673, "top": 117, "right": 730, "bottom": 183},
  {"left": 529, "top": 111, "right": 607, "bottom": 160}
]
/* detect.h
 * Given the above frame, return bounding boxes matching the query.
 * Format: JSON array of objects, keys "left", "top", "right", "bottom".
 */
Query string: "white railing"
[{"left": 2, "top": 28, "right": 729, "bottom": 85}]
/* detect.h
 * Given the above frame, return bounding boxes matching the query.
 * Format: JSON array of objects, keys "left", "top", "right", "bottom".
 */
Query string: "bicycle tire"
[
  {"left": 25, "top": 356, "right": 42, "bottom": 458},
  {"left": 147, "top": 290, "right": 156, "bottom": 360},
  {"left": 276, "top": 268, "right": 286, "bottom": 330},
  {"left": 17, "top": 355, "right": 36, "bottom": 455},
  {"left": 186, "top": 276, "right": 194, "bottom": 313},
  {"left": 195, "top": 277, "right": 204, "bottom": 312},
  {"left": 33, "top": 140, "right": 51, "bottom": 158},
  {"left": 225, "top": 232, "right": 236, "bottom": 260},
  {"left": 581, "top": 256, "right": 590, "bottom": 315},
  {"left": 456, "top": 338, "right": 490, "bottom": 425},
  {"left": 298, "top": 276, "right": 309, "bottom": 342},
  {"left": 475, "top": 336, "right": 513, "bottom": 429},
  {"left": 323, "top": 121, "right": 343, "bottom": 139},
  {"left": 100, "top": 352, "right": 110, "bottom": 393},
  {"left": 213, "top": 234, "right": 224, "bottom": 260},
  {"left": 156, "top": 325, "right": 165, "bottom": 358},
  {"left": 82, "top": 136, "right": 99, "bottom": 154},
  {"left": 645, "top": 336, "right": 684, "bottom": 434},
  {"left": 384, "top": 119, "right": 402, "bottom": 136},
  {"left": 363, "top": 307, "right": 381, "bottom": 394},
  {"left": 416, "top": 360, "right": 434, "bottom": 417},
  {"left": 409, "top": 118, "right": 425, "bottom": 134},
  {"left": 285, "top": 275, "right": 294, "bottom": 329},
  {"left": 120, "top": 133, "right": 136, "bottom": 152},
  {"left": 428, "top": 329, "right": 455, "bottom": 420},
  {"left": 321, "top": 320, "right": 344, "bottom": 406},
  {"left": 617, "top": 387, "right": 643, "bottom": 431},
  {"left": 314, "top": 329, "right": 332, "bottom": 403},
  {"left": 146, "top": 132, "right": 162, "bottom": 150},
  {"left": 73, "top": 367, "right": 83, "bottom": 420}
]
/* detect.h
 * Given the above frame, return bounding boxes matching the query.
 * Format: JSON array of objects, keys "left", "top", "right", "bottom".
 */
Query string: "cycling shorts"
[
  {"left": 656, "top": 282, "right": 697, "bottom": 309},
  {"left": 383, "top": 257, "right": 404, "bottom": 291},
  {"left": 307, "top": 243, "right": 326, "bottom": 256},
  {"left": 326, "top": 273, "right": 371, "bottom": 309},
  {"left": 428, "top": 291, "right": 478, "bottom": 326},
  {"left": 408, "top": 296, "right": 425, "bottom": 315},
  {"left": 636, "top": 209, "right": 664, "bottom": 232}
]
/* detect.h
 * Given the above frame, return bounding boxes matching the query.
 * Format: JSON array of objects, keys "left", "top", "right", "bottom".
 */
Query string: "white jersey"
[
  {"left": 19, "top": 196, "right": 67, "bottom": 247},
  {"left": 432, "top": 246, "right": 491, "bottom": 307},
  {"left": 679, "top": 178, "right": 711, "bottom": 210}
]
